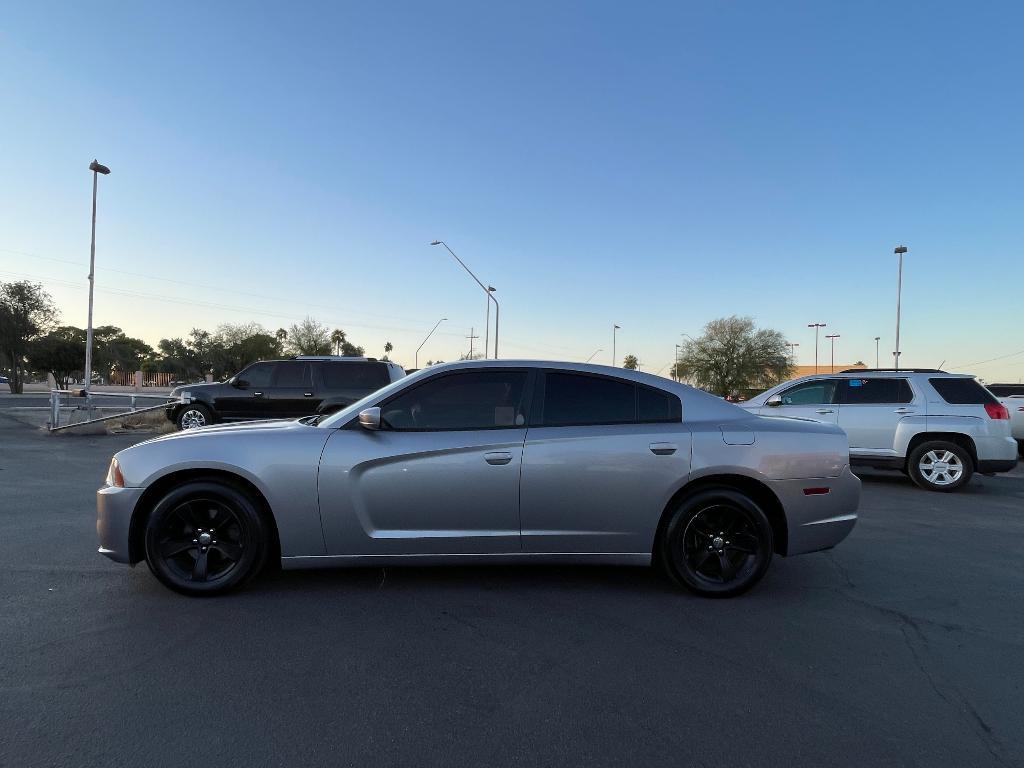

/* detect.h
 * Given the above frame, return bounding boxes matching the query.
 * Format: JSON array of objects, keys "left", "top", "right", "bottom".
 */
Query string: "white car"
[
  {"left": 988, "top": 384, "right": 1024, "bottom": 456},
  {"left": 742, "top": 369, "right": 1018, "bottom": 492}
]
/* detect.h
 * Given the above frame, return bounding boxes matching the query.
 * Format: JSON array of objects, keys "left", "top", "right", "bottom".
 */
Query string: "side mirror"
[
  {"left": 358, "top": 407, "right": 381, "bottom": 431},
  {"left": 766, "top": 395, "right": 783, "bottom": 407},
  {"left": 232, "top": 378, "right": 248, "bottom": 390}
]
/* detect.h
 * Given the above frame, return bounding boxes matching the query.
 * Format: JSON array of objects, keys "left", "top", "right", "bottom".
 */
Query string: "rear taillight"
[{"left": 984, "top": 403, "right": 1009, "bottom": 420}]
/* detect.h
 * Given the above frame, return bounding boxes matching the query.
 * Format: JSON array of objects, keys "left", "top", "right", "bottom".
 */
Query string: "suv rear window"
[
  {"left": 841, "top": 378, "right": 913, "bottom": 404},
  {"left": 928, "top": 377, "right": 998, "bottom": 405},
  {"left": 988, "top": 384, "right": 1024, "bottom": 398},
  {"left": 321, "top": 361, "right": 390, "bottom": 390}
]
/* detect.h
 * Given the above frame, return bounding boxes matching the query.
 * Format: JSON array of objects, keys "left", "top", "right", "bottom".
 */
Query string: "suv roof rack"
[
  {"left": 838, "top": 368, "right": 947, "bottom": 374},
  {"left": 292, "top": 356, "right": 379, "bottom": 362}
]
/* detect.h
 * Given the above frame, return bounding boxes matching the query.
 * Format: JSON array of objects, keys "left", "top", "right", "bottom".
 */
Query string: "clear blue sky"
[{"left": 1, "top": 1, "right": 1021, "bottom": 380}]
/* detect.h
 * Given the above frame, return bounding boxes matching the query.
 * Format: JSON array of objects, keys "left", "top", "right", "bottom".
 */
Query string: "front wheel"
[
  {"left": 143, "top": 481, "right": 269, "bottom": 596},
  {"left": 660, "top": 488, "right": 773, "bottom": 597},
  {"left": 176, "top": 403, "right": 213, "bottom": 430},
  {"left": 907, "top": 441, "right": 973, "bottom": 492}
]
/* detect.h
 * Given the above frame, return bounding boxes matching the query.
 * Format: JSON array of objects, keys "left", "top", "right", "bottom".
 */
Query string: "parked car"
[
  {"left": 0, "top": 375, "right": 8, "bottom": 385},
  {"left": 741, "top": 369, "right": 1017, "bottom": 492},
  {"left": 166, "top": 356, "right": 405, "bottom": 430},
  {"left": 98, "top": 360, "right": 860, "bottom": 597},
  {"left": 988, "top": 384, "right": 1024, "bottom": 456}
]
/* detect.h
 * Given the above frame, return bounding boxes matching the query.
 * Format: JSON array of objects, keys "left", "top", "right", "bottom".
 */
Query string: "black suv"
[{"left": 167, "top": 357, "right": 406, "bottom": 430}]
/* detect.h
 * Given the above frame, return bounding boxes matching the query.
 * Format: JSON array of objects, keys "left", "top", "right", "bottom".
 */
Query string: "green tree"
[
  {"left": 330, "top": 329, "right": 346, "bottom": 355},
  {"left": 92, "top": 326, "right": 153, "bottom": 378},
  {"left": 673, "top": 315, "right": 793, "bottom": 396},
  {"left": 287, "top": 317, "right": 332, "bottom": 355},
  {"left": 0, "top": 281, "right": 58, "bottom": 393},
  {"left": 623, "top": 354, "right": 639, "bottom": 370},
  {"left": 27, "top": 326, "right": 86, "bottom": 386}
]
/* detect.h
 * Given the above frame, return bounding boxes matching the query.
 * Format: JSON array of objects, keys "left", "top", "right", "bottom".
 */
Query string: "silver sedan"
[{"left": 97, "top": 361, "right": 860, "bottom": 597}]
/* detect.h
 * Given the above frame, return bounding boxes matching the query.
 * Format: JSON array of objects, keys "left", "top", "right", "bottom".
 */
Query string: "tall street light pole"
[
  {"left": 826, "top": 334, "right": 840, "bottom": 373},
  {"left": 430, "top": 240, "right": 499, "bottom": 358},
  {"left": 893, "top": 245, "right": 908, "bottom": 371},
  {"left": 787, "top": 342, "right": 799, "bottom": 365},
  {"left": 415, "top": 317, "right": 447, "bottom": 369},
  {"left": 612, "top": 325, "right": 620, "bottom": 366},
  {"left": 808, "top": 323, "right": 826, "bottom": 374},
  {"left": 85, "top": 160, "right": 111, "bottom": 391},
  {"left": 874, "top": 336, "right": 880, "bottom": 368},
  {"left": 674, "top": 344, "right": 681, "bottom": 381}
]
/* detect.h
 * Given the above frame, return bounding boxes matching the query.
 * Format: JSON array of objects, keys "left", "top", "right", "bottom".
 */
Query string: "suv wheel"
[
  {"left": 907, "top": 441, "right": 973, "bottom": 492},
  {"left": 177, "top": 403, "right": 213, "bottom": 430}
]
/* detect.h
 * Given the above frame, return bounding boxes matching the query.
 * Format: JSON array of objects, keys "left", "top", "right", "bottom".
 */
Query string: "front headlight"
[{"left": 105, "top": 457, "right": 125, "bottom": 488}]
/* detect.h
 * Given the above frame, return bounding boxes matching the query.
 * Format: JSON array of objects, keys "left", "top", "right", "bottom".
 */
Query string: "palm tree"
[
  {"left": 383, "top": 341, "right": 393, "bottom": 361},
  {"left": 330, "top": 329, "right": 346, "bottom": 356}
]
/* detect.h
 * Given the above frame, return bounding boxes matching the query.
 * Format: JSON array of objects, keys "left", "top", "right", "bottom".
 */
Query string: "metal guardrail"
[{"left": 48, "top": 389, "right": 191, "bottom": 432}]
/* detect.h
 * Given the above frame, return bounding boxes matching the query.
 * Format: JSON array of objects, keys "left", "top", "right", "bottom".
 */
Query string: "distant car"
[
  {"left": 99, "top": 360, "right": 860, "bottom": 597},
  {"left": 166, "top": 357, "right": 405, "bottom": 430},
  {"left": 742, "top": 369, "right": 1017, "bottom": 492},
  {"left": 0, "top": 375, "right": 8, "bottom": 385},
  {"left": 988, "top": 384, "right": 1024, "bottom": 455}
]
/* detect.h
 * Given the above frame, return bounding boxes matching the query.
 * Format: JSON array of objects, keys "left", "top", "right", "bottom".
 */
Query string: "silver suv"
[{"left": 741, "top": 369, "right": 1017, "bottom": 492}]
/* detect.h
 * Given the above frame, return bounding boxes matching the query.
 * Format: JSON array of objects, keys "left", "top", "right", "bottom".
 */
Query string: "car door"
[
  {"left": 269, "top": 361, "right": 315, "bottom": 417},
  {"left": 215, "top": 361, "right": 277, "bottom": 419},
  {"left": 837, "top": 377, "right": 916, "bottom": 452},
  {"left": 519, "top": 370, "right": 691, "bottom": 554},
  {"left": 763, "top": 378, "right": 840, "bottom": 425},
  {"left": 317, "top": 368, "right": 532, "bottom": 555}
]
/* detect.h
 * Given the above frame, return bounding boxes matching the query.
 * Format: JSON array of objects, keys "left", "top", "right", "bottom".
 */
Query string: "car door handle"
[
  {"left": 815, "top": 409, "right": 834, "bottom": 414},
  {"left": 304, "top": 392, "right": 314, "bottom": 397},
  {"left": 253, "top": 391, "right": 264, "bottom": 398},
  {"left": 894, "top": 407, "right": 915, "bottom": 414},
  {"left": 649, "top": 442, "right": 678, "bottom": 455},
  {"left": 484, "top": 451, "right": 513, "bottom": 465}
]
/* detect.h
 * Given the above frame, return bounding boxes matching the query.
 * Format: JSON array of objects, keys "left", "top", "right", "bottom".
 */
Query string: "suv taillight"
[{"left": 984, "top": 403, "right": 1009, "bottom": 420}]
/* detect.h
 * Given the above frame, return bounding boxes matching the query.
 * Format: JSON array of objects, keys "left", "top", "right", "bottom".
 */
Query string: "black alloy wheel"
[
  {"left": 662, "top": 488, "right": 773, "bottom": 597},
  {"left": 144, "top": 481, "right": 268, "bottom": 596}
]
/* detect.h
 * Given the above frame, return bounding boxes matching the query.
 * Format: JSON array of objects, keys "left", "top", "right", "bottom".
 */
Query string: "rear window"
[
  {"left": 321, "top": 362, "right": 390, "bottom": 390},
  {"left": 638, "top": 385, "right": 683, "bottom": 423},
  {"left": 988, "top": 384, "right": 1024, "bottom": 398},
  {"left": 929, "top": 377, "right": 998, "bottom": 405},
  {"left": 841, "top": 378, "right": 913, "bottom": 405}
]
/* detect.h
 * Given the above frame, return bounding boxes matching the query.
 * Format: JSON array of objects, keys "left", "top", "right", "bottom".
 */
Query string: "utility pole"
[
  {"left": 874, "top": 336, "right": 880, "bottom": 368},
  {"left": 466, "top": 327, "right": 479, "bottom": 360},
  {"left": 808, "top": 323, "right": 826, "bottom": 374},
  {"left": 612, "top": 324, "right": 620, "bottom": 366},
  {"left": 85, "top": 159, "right": 111, "bottom": 390},
  {"left": 894, "top": 245, "right": 908, "bottom": 371}
]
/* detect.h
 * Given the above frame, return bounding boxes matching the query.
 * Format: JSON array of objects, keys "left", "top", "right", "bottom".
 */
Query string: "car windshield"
[{"left": 315, "top": 367, "right": 430, "bottom": 428}]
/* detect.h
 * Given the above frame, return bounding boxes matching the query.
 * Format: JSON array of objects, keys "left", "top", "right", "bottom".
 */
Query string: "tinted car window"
[
  {"left": 929, "top": 377, "right": 998, "bottom": 405},
  {"left": 274, "top": 361, "right": 312, "bottom": 388},
  {"left": 841, "top": 378, "right": 913, "bottom": 404},
  {"left": 237, "top": 362, "right": 275, "bottom": 389},
  {"left": 988, "top": 384, "right": 1024, "bottom": 398},
  {"left": 779, "top": 379, "right": 837, "bottom": 406},
  {"left": 381, "top": 370, "right": 528, "bottom": 431},
  {"left": 541, "top": 372, "right": 635, "bottom": 426},
  {"left": 322, "top": 361, "right": 390, "bottom": 389},
  {"left": 638, "top": 385, "right": 682, "bottom": 423}
]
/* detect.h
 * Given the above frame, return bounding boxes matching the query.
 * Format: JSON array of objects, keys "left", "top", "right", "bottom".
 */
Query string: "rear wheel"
[
  {"left": 907, "top": 440, "right": 973, "bottom": 492},
  {"left": 143, "top": 481, "right": 268, "bottom": 596},
  {"left": 176, "top": 403, "right": 213, "bottom": 430},
  {"left": 661, "top": 488, "right": 773, "bottom": 597}
]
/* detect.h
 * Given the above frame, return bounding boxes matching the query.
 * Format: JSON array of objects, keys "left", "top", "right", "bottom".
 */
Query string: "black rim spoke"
[
  {"left": 727, "top": 533, "right": 759, "bottom": 554},
  {"left": 160, "top": 539, "right": 195, "bottom": 558},
  {"left": 682, "top": 504, "right": 761, "bottom": 584},
  {"left": 213, "top": 541, "right": 242, "bottom": 562},
  {"left": 191, "top": 549, "right": 209, "bottom": 581},
  {"left": 159, "top": 497, "right": 244, "bottom": 584},
  {"left": 717, "top": 551, "right": 737, "bottom": 581}
]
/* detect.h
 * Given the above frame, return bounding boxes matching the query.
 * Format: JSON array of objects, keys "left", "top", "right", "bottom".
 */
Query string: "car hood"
[
  {"left": 169, "top": 381, "right": 226, "bottom": 397},
  {"left": 137, "top": 418, "right": 314, "bottom": 447}
]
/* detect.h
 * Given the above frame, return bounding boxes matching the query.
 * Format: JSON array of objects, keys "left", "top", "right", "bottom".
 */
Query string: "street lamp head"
[
  {"left": 89, "top": 160, "right": 110, "bottom": 175},
  {"left": 429, "top": 240, "right": 441, "bottom": 246},
  {"left": 487, "top": 285, "right": 496, "bottom": 292},
  {"left": 874, "top": 336, "right": 880, "bottom": 341},
  {"left": 894, "top": 245, "right": 908, "bottom": 254}
]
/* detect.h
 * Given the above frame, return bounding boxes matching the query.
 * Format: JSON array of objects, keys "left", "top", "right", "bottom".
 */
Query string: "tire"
[
  {"left": 907, "top": 440, "right": 973, "bottom": 492},
  {"left": 660, "top": 488, "right": 773, "bottom": 598},
  {"left": 1017, "top": 440, "right": 1023, "bottom": 459},
  {"left": 176, "top": 403, "right": 214, "bottom": 431},
  {"left": 143, "top": 481, "right": 269, "bottom": 596}
]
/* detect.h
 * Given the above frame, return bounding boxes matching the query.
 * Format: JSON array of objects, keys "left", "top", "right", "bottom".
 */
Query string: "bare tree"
[{"left": 288, "top": 317, "right": 332, "bottom": 355}]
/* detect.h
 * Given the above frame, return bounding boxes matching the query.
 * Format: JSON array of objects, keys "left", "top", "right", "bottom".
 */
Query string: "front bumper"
[
  {"left": 771, "top": 465, "right": 861, "bottom": 556},
  {"left": 97, "top": 485, "right": 146, "bottom": 564}
]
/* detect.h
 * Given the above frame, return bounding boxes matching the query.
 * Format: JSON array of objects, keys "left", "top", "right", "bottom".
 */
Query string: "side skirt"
[{"left": 280, "top": 552, "right": 653, "bottom": 570}]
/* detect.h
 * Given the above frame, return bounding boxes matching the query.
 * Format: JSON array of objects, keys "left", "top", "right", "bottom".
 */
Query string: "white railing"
[{"left": 48, "top": 389, "right": 192, "bottom": 432}]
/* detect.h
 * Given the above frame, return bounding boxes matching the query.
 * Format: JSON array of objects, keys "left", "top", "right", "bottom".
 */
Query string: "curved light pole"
[
  {"left": 415, "top": 317, "right": 447, "bottom": 369},
  {"left": 85, "top": 159, "right": 111, "bottom": 391},
  {"left": 430, "top": 240, "right": 499, "bottom": 358},
  {"left": 808, "top": 323, "right": 826, "bottom": 373},
  {"left": 584, "top": 348, "right": 603, "bottom": 363}
]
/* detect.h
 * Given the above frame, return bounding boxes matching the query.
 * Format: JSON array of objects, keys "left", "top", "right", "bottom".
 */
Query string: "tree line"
[{"left": 0, "top": 281, "right": 386, "bottom": 392}]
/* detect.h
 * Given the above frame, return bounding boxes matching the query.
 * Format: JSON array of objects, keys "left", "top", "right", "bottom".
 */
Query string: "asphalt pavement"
[{"left": 1, "top": 412, "right": 1022, "bottom": 767}]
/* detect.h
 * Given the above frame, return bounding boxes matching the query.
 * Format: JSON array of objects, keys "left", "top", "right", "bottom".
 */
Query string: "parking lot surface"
[{"left": 1, "top": 412, "right": 1022, "bottom": 767}]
